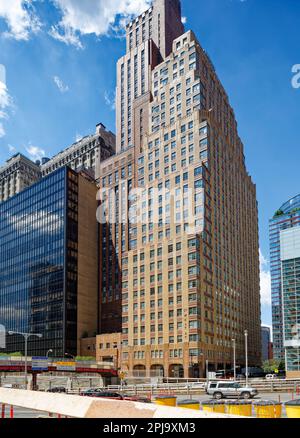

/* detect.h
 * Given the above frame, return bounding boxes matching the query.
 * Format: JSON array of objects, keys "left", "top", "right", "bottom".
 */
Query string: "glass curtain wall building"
[
  {"left": 280, "top": 227, "right": 300, "bottom": 377},
  {"left": 269, "top": 194, "right": 300, "bottom": 361},
  {"left": 0, "top": 167, "right": 98, "bottom": 357}
]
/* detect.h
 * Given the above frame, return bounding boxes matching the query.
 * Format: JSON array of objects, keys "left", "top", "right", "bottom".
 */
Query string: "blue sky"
[{"left": 0, "top": 0, "right": 300, "bottom": 331}]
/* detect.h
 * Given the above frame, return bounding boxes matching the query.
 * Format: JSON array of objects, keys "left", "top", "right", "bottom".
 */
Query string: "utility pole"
[
  {"left": 244, "top": 330, "right": 249, "bottom": 387},
  {"left": 8, "top": 331, "right": 42, "bottom": 390},
  {"left": 232, "top": 338, "right": 236, "bottom": 381}
]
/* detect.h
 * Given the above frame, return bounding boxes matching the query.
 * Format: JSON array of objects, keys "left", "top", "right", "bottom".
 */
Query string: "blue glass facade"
[
  {"left": 282, "top": 256, "right": 300, "bottom": 372},
  {"left": 0, "top": 167, "right": 79, "bottom": 356},
  {"left": 269, "top": 194, "right": 300, "bottom": 360}
]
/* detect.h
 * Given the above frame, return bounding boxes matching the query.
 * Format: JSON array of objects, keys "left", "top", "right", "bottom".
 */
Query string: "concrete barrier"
[{"left": 0, "top": 388, "right": 238, "bottom": 418}]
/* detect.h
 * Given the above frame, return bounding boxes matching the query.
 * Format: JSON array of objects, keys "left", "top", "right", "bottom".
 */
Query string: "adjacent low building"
[
  {"left": 0, "top": 124, "right": 115, "bottom": 205},
  {"left": 41, "top": 124, "right": 116, "bottom": 180},
  {"left": 81, "top": 333, "right": 122, "bottom": 369},
  {"left": 0, "top": 167, "right": 99, "bottom": 357}
]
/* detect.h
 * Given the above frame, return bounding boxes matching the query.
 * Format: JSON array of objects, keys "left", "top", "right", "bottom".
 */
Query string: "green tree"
[
  {"left": 75, "top": 356, "right": 95, "bottom": 362},
  {"left": 262, "top": 359, "right": 285, "bottom": 373},
  {"left": 274, "top": 209, "right": 284, "bottom": 218}
]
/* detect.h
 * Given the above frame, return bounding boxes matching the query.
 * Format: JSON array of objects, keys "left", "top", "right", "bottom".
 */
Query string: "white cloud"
[
  {"left": 49, "top": 25, "right": 83, "bottom": 49},
  {"left": 0, "top": 68, "right": 13, "bottom": 138},
  {"left": 50, "top": 0, "right": 151, "bottom": 47},
  {"left": 8, "top": 144, "right": 16, "bottom": 153},
  {"left": 26, "top": 145, "right": 46, "bottom": 161},
  {"left": 53, "top": 75, "right": 69, "bottom": 93},
  {"left": 0, "top": 123, "right": 5, "bottom": 138},
  {"left": 260, "top": 249, "right": 272, "bottom": 306},
  {"left": 0, "top": 0, "right": 41, "bottom": 41},
  {"left": 104, "top": 90, "right": 116, "bottom": 111},
  {"left": 0, "top": 64, "right": 6, "bottom": 85},
  {"left": 181, "top": 16, "right": 187, "bottom": 25}
]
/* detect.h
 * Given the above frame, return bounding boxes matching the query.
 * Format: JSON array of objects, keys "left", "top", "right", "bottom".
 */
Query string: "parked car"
[
  {"left": 215, "top": 370, "right": 235, "bottom": 379},
  {"left": 123, "top": 395, "right": 152, "bottom": 403},
  {"left": 80, "top": 389, "right": 151, "bottom": 403},
  {"left": 241, "top": 367, "right": 265, "bottom": 378},
  {"left": 185, "top": 381, "right": 205, "bottom": 390},
  {"left": 80, "top": 389, "right": 123, "bottom": 399},
  {"left": 47, "top": 387, "right": 66, "bottom": 393},
  {"left": 265, "top": 374, "right": 278, "bottom": 380},
  {"left": 206, "top": 381, "right": 258, "bottom": 400}
]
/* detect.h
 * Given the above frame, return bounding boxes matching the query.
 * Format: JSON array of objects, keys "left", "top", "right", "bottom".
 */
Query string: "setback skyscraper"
[
  {"left": 0, "top": 0, "right": 262, "bottom": 376},
  {"left": 99, "top": 0, "right": 261, "bottom": 378}
]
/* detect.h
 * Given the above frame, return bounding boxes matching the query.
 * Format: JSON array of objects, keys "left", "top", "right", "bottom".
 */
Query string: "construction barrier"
[
  {"left": 285, "top": 399, "right": 300, "bottom": 418},
  {"left": 202, "top": 400, "right": 226, "bottom": 414},
  {"left": 177, "top": 400, "right": 200, "bottom": 410},
  {"left": 0, "top": 388, "right": 238, "bottom": 418},
  {"left": 1, "top": 404, "right": 14, "bottom": 419},
  {"left": 154, "top": 395, "right": 177, "bottom": 407},
  {"left": 253, "top": 401, "right": 282, "bottom": 419},
  {"left": 226, "top": 401, "right": 253, "bottom": 417}
]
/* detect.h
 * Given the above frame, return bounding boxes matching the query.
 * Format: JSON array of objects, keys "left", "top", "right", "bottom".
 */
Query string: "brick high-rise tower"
[
  {"left": 116, "top": 0, "right": 184, "bottom": 154},
  {"left": 99, "top": 0, "right": 261, "bottom": 378}
]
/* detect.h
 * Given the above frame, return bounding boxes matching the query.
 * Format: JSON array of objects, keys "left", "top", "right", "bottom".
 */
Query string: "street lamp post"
[
  {"left": 8, "top": 331, "right": 42, "bottom": 390},
  {"left": 47, "top": 349, "right": 53, "bottom": 358},
  {"left": 232, "top": 338, "right": 236, "bottom": 381},
  {"left": 244, "top": 330, "right": 249, "bottom": 387}
]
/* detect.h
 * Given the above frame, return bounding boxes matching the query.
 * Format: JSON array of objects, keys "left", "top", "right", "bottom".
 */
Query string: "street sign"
[
  {"left": 55, "top": 361, "right": 76, "bottom": 371},
  {"left": 32, "top": 357, "right": 48, "bottom": 371}
]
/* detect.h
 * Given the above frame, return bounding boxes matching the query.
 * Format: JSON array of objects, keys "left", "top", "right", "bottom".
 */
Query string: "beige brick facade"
[{"left": 98, "top": 0, "right": 261, "bottom": 378}]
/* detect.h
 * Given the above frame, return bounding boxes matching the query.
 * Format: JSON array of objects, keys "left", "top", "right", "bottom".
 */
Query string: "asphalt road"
[{"left": 6, "top": 406, "right": 52, "bottom": 418}]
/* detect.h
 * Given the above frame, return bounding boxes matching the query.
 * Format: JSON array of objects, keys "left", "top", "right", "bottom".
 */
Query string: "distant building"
[
  {"left": 0, "top": 153, "right": 41, "bottom": 203},
  {"left": 269, "top": 194, "right": 300, "bottom": 361},
  {"left": 0, "top": 167, "right": 98, "bottom": 357},
  {"left": 269, "top": 342, "right": 273, "bottom": 360},
  {"left": 0, "top": 124, "right": 115, "bottom": 204},
  {"left": 41, "top": 124, "right": 115, "bottom": 180},
  {"left": 261, "top": 326, "right": 271, "bottom": 362}
]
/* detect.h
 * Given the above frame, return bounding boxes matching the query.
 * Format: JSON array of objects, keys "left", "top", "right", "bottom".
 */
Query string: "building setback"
[
  {"left": 0, "top": 167, "right": 98, "bottom": 357},
  {"left": 269, "top": 194, "right": 300, "bottom": 361},
  {"left": 98, "top": 0, "right": 261, "bottom": 378}
]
